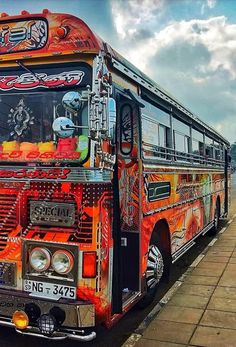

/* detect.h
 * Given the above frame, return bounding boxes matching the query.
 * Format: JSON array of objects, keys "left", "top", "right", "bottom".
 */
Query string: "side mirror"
[
  {"left": 108, "top": 98, "right": 116, "bottom": 142},
  {"left": 52, "top": 117, "right": 75, "bottom": 138}
]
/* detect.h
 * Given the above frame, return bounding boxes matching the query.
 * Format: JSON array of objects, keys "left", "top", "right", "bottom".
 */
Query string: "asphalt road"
[{"left": 1, "top": 174, "right": 235, "bottom": 347}]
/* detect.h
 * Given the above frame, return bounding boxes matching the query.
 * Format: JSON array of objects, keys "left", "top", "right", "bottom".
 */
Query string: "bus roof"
[{"left": 0, "top": 10, "right": 230, "bottom": 146}]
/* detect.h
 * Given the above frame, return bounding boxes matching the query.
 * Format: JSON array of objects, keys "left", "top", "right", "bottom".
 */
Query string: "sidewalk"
[{"left": 124, "top": 216, "right": 236, "bottom": 347}]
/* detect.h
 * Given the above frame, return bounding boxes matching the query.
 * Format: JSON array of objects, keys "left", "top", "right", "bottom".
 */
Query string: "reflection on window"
[
  {"left": 0, "top": 90, "right": 89, "bottom": 163},
  {"left": 174, "top": 131, "right": 190, "bottom": 153},
  {"left": 173, "top": 118, "right": 190, "bottom": 136},
  {"left": 142, "top": 115, "right": 169, "bottom": 159},
  {"left": 120, "top": 104, "right": 133, "bottom": 155},
  {"left": 142, "top": 117, "right": 159, "bottom": 146},
  {"left": 206, "top": 145, "right": 213, "bottom": 158}
]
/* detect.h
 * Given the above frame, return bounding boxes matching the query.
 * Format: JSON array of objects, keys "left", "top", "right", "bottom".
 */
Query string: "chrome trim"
[
  {"left": 30, "top": 201, "right": 76, "bottom": 227},
  {"left": 143, "top": 167, "right": 225, "bottom": 173},
  {"left": 143, "top": 189, "right": 225, "bottom": 217},
  {"left": 0, "top": 309, "right": 96, "bottom": 341},
  {"left": 0, "top": 319, "right": 14, "bottom": 327},
  {"left": 23, "top": 240, "right": 78, "bottom": 288},
  {"left": 15, "top": 328, "right": 96, "bottom": 341},
  {"left": 0, "top": 167, "right": 112, "bottom": 183},
  {"left": 0, "top": 289, "right": 95, "bottom": 328},
  {"left": 172, "top": 221, "right": 214, "bottom": 263}
]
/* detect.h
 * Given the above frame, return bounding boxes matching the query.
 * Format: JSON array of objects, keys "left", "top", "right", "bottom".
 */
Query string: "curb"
[{"left": 122, "top": 218, "right": 234, "bottom": 347}]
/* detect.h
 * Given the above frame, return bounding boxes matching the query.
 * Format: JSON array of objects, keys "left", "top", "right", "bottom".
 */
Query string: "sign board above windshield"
[
  {"left": 0, "top": 19, "right": 48, "bottom": 55},
  {"left": 0, "top": 63, "right": 91, "bottom": 92}
]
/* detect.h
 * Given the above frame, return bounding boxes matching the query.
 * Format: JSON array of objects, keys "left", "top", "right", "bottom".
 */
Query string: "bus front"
[{"left": 0, "top": 10, "right": 115, "bottom": 341}]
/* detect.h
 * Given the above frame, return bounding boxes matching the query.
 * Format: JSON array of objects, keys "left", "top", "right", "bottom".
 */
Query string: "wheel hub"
[{"left": 146, "top": 245, "right": 164, "bottom": 289}]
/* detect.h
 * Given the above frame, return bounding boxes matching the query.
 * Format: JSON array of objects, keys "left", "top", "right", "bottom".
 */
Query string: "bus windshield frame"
[{"left": 0, "top": 62, "right": 92, "bottom": 165}]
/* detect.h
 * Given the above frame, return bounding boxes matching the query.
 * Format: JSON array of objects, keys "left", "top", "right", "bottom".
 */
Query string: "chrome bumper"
[
  {"left": 0, "top": 317, "right": 96, "bottom": 341},
  {"left": 0, "top": 289, "right": 95, "bottom": 328}
]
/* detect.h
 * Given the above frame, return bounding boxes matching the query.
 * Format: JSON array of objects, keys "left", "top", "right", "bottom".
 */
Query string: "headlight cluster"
[{"left": 29, "top": 247, "right": 74, "bottom": 274}]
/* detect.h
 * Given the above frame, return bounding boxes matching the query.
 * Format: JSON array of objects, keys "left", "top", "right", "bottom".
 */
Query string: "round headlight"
[
  {"left": 29, "top": 247, "right": 51, "bottom": 272},
  {"left": 52, "top": 250, "right": 73, "bottom": 274}
]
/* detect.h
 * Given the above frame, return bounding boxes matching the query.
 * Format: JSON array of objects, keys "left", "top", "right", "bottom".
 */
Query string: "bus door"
[{"left": 117, "top": 94, "right": 141, "bottom": 296}]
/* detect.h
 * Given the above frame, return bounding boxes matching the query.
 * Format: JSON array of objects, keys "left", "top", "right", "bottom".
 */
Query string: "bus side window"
[
  {"left": 141, "top": 115, "right": 170, "bottom": 159},
  {"left": 173, "top": 118, "right": 190, "bottom": 161},
  {"left": 120, "top": 103, "right": 133, "bottom": 156}
]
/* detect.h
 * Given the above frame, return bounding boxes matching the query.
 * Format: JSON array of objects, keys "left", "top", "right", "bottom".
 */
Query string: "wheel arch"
[
  {"left": 150, "top": 219, "right": 172, "bottom": 277},
  {"left": 151, "top": 218, "right": 171, "bottom": 255}
]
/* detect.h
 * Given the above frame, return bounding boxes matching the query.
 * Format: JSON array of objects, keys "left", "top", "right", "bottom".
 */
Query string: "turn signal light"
[
  {"left": 82, "top": 252, "right": 97, "bottom": 278},
  {"left": 12, "top": 310, "right": 29, "bottom": 330}
]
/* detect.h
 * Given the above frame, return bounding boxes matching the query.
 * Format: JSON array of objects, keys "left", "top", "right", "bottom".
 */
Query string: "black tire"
[
  {"left": 209, "top": 200, "right": 220, "bottom": 235},
  {"left": 138, "top": 233, "right": 165, "bottom": 309}
]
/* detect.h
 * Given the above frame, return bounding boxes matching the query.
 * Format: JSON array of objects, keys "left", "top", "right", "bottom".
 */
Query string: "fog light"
[
  {"left": 25, "top": 303, "right": 41, "bottom": 323},
  {"left": 12, "top": 310, "right": 29, "bottom": 330},
  {"left": 38, "top": 314, "right": 56, "bottom": 335}
]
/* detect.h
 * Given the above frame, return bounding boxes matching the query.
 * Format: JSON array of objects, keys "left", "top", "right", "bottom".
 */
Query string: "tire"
[
  {"left": 209, "top": 200, "right": 220, "bottom": 235},
  {"left": 138, "top": 235, "right": 165, "bottom": 308}
]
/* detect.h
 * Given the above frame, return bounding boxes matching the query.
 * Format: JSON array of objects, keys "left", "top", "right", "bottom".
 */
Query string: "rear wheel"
[{"left": 209, "top": 199, "right": 220, "bottom": 235}]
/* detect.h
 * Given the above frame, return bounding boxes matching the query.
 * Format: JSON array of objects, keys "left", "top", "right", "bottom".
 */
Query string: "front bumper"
[{"left": 0, "top": 289, "right": 96, "bottom": 341}]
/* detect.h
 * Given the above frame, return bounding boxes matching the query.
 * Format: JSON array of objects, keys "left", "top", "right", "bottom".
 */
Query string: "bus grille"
[{"left": 0, "top": 194, "right": 17, "bottom": 251}]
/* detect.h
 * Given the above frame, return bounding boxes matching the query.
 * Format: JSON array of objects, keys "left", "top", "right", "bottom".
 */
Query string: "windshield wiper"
[{"left": 16, "top": 60, "right": 46, "bottom": 85}]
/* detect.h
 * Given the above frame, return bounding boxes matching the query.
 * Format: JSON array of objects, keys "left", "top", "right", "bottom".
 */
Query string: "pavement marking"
[
  {"left": 122, "top": 333, "right": 142, "bottom": 347},
  {"left": 219, "top": 227, "right": 227, "bottom": 234},
  {"left": 208, "top": 238, "right": 218, "bottom": 247},
  {"left": 190, "top": 254, "right": 205, "bottom": 267}
]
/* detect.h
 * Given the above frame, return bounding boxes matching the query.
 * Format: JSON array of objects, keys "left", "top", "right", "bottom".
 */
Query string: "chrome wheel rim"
[
  {"left": 146, "top": 245, "right": 164, "bottom": 289},
  {"left": 214, "top": 206, "right": 219, "bottom": 229}
]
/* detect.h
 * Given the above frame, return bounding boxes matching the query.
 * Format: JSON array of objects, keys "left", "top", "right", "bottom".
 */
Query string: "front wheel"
[
  {"left": 146, "top": 244, "right": 164, "bottom": 290},
  {"left": 138, "top": 240, "right": 165, "bottom": 308}
]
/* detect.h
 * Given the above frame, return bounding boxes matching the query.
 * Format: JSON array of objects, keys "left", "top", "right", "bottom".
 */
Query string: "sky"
[{"left": 0, "top": 0, "right": 235, "bottom": 143}]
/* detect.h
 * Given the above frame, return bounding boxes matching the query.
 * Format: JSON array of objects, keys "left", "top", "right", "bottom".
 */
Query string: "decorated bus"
[{"left": 0, "top": 9, "right": 230, "bottom": 342}]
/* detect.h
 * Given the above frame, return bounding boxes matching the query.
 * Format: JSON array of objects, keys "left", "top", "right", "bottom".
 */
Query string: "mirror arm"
[{"left": 61, "top": 125, "right": 88, "bottom": 130}]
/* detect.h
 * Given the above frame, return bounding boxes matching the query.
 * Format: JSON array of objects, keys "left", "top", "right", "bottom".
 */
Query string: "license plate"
[
  {"left": 23, "top": 280, "right": 76, "bottom": 300},
  {"left": 30, "top": 201, "right": 75, "bottom": 227}
]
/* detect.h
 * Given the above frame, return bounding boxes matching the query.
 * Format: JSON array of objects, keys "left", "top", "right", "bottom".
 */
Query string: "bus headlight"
[
  {"left": 29, "top": 247, "right": 51, "bottom": 272},
  {"left": 52, "top": 250, "right": 73, "bottom": 274}
]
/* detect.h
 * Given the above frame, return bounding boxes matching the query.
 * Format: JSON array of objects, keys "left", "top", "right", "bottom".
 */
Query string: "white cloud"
[
  {"left": 109, "top": 7, "right": 236, "bottom": 142},
  {"left": 207, "top": 0, "right": 216, "bottom": 9},
  {"left": 201, "top": 0, "right": 217, "bottom": 15},
  {"left": 111, "top": 0, "right": 164, "bottom": 39}
]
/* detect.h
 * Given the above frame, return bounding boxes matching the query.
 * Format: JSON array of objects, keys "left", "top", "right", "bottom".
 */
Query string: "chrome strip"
[
  {"left": 15, "top": 329, "right": 96, "bottom": 342},
  {"left": 172, "top": 221, "right": 214, "bottom": 263},
  {"left": 0, "top": 167, "right": 112, "bottom": 183},
  {"left": 143, "top": 167, "right": 225, "bottom": 173},
  {"left": 0, "top": 318, "right": 96, "bottom": 342},
  {"left": 143, "top": 189, "right": 225, "bottom": 217}
]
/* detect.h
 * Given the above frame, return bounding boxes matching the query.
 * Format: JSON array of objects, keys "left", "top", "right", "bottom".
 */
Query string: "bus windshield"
[{"left": 0, "top": 68, "right": 90, "bottom": 164}]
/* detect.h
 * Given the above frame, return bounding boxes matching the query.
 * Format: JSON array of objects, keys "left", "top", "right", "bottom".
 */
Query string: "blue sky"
[{"left": 0, "top": 0, "right": 235, "bottom": 142}]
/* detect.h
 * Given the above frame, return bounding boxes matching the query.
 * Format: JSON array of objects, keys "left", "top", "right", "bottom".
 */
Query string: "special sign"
[{"left": 0, "top": 19, "right": 48, "bottom": 54}]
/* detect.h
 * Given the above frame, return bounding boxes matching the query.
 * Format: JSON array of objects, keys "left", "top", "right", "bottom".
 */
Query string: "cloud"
[
  {"left": 111, "top": 0, "right": 164, "bottom": 39},
  {"left": 109, "top": 7, "right": 236, "bottom": 142},
  {"left": 201, "top": 0, "right": 217, "bottom": 15}
]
